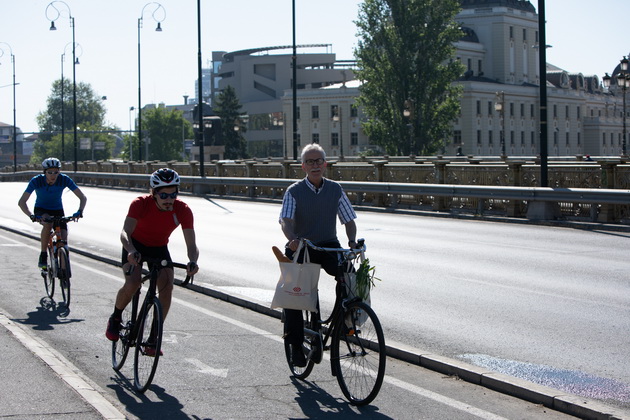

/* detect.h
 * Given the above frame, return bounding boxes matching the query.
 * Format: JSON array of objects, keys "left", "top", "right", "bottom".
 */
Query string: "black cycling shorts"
[
  {"left": 34, "top": 207, "right": 67, "bottom": 230},
  {"left": 121, "top": 237, "right": 173, "bottom": 269}
]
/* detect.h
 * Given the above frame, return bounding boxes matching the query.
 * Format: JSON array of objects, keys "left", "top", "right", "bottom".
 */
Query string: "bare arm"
[
  {"left": 344, "top": 219, "right": 357, "bottom": 247},
  {"left": 72, "top": 187, "right": 87, "bottom": 215},
  {"left": 17, "top": 191, "right": 32, "bottom": 218},
  {"left": 182, "top": 228, "right": 199, "bottom": 275},
  {"left": 120, "top": 216, "right": 139, "bottom": 266},
  {"left": 281, "top": 217, "right": 301, "bottom": 251}
]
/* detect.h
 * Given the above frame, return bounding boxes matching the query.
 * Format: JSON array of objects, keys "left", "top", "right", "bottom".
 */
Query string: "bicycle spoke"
[{"left": 332, "top": 301, "right": 386, "bottom": 406}]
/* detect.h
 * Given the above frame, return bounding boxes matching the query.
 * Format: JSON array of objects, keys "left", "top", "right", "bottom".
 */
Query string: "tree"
[
  {"left": 354, "top": 0, "right": 465, "bottom": 155},
  {"left": 33, "top": 79, "right": 113, "bottom": 163},
  {"left": 213, "top": 85, "right": 248, "bottom": 159},
  {"left": 142, "top": 106, "right": 193, "bottom": 161}
]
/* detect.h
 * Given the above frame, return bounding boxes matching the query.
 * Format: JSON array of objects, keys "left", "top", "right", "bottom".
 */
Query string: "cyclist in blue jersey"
[{"left": 18, "top": 157, "right": 87, "bottom": 269}]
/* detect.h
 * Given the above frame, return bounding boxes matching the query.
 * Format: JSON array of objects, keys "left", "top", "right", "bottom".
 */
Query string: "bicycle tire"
[
  {"left": 331, "top": 301, "right": 386, "bottom": 406},
  {"left": 133, "top": 296, "right": 163, "bottom": 393},
  {"left": 44, "top": 246, "right": 55, "bottom": 299},
  {"left": 284, "top": 310, "right": 318, "bottom": 379},
  {"left": 112, "top": 295, "right": 135, "bottom": 371},
  {"left": 58, "top": 247, "right": 71, "bottom": 307}
]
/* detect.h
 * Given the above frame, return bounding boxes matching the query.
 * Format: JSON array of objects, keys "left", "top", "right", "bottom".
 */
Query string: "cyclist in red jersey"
[{"left": 105, "top": 168, "right": 199, "bottom": 353}]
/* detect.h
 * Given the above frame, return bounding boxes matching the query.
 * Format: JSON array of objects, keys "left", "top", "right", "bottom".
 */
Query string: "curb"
[{"left": 1, "top": 224, "right": 627, "bottom": 419}]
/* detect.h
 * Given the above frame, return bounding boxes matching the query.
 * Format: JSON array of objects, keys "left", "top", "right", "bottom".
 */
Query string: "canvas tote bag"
[{"left": 271, "top": 242, "right": 321, "bottom": 312}]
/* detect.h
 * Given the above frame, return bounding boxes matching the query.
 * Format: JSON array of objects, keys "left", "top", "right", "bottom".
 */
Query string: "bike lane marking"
[{"left": 74, "top": 260, "right": 512, "bottom": 419}]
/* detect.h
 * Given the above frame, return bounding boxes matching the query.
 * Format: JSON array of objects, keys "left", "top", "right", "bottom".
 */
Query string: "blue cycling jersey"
[{"left": 25, "top": 173, "right": 78, "bottom": 211}]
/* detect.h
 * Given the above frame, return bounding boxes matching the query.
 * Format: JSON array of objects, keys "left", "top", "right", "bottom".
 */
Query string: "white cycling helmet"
[
  {"left": 42, "top": 157, "right": 61, "bottom": 170},
  {"left": 150, "top": 168, "right": 180, "bottom": 189}
]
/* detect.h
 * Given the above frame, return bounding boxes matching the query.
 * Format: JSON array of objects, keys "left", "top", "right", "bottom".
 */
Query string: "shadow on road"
[
  {"left": 290, "top": 377, "right": 392, "bottom": 419},
  {"left": 12, "top": 297, "right": 80, "bottom": 330}
]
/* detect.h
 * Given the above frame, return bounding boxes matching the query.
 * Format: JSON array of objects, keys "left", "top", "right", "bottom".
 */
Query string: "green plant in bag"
[{"left": 354, "top": 258, "right": 381, "bottom": 300}]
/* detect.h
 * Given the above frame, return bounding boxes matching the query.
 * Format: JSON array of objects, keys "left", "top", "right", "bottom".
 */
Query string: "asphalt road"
[
  {"left": 0, "top": 228, "right": 585, "bottom": 419},
  {"left": 1, "top": 182, "right": 629, "bottom": 416}
]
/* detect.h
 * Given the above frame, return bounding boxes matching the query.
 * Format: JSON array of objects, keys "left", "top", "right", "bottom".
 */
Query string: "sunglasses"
[
  {"left": 46, "top": 171, "right": 59, "bottom": 175},
  {"left": 156, "top": 192, "right": 178, "bottom": 199}
]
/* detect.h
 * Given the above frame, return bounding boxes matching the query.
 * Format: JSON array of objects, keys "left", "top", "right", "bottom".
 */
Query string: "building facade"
[{"left": 212, "top": 45, "right": 355, "bottom": 157}]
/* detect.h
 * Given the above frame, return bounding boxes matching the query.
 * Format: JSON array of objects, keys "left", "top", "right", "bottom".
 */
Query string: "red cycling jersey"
[{"left": 127, "top": 195, "right": 194, "bottom": 247}]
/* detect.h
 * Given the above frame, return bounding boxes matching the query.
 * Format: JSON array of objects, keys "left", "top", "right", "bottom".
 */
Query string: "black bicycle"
[
  {"left": 284, "top": 239, "right": 386, "bottom": 406},
  {"left": 37, "top": 215, "right": 76, "bottom": 307},
  {"left": 111, "top": 258, "right": 192, "bottom": 393}
]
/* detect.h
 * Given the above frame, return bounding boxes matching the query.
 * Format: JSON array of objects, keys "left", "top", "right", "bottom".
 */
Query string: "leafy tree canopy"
[
  {"left": 143, "top": 106, "right": 193, "bottom": 162},
  {"left": 354, "top": 0, "right": 465, "bottom": 155},
  {"left": 213, "top": 85, "right": 248, "bottom": 159}
]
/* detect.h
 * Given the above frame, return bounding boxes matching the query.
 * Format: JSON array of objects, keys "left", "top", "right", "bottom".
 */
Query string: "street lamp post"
[
  {"left": 291, "top": 0, "right": 298, "bottom": 160},
  {"left": 138, "top": 2, "right": 165, "bottom": 162},
  {"left": 494, "top": 91, "right": 506, "bottom": 158},
  {"left": 47, "top": 1, "right": 77, "bottom": 172},
  {"left": 60, "top": 42, "right": 80, "bottom": 163},
  {"left": 128, "top": 106, "right": 135, "bottom": 160},
  {"left": 332, "top": 105, "right": 344, "bottom": 160},
  {"left": 603, "top": 56, "right": 630, "bottom": 157},
  {"left": 0, "top": 43, "right": 16, "bottom": 172},
  {"left": 196, "top": 0, "right": 205, "bottom": 176}
]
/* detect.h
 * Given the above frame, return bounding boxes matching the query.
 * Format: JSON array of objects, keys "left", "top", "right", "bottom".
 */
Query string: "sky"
[{"left": 0, "top": 0, "right": 629, "bottom": 134}]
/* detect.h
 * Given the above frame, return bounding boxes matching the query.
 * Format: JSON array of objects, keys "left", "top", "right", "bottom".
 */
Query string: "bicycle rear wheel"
[
  {"left": 44, "top": 246, "right": 55, "bottom": 299},
  {"left": 57, "top": 247, "right": 71, "bottom": 307},
  {"left": 112, "top": 296, "right": 135, "bottom": 371},
  {"left": 284, "top": 310, "right": 318, "bottom": 379},
  {"left": 133, "top": 297, "right": 163, "bottom": 393},
  {"left": 331, "top": 301, "right": 386, "bottom": 406}
]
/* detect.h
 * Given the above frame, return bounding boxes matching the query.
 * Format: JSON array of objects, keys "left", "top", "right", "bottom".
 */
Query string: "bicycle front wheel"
[
  {"left": 331, "top": 301, "right": 386, "bottom": 406},
  {"left": 58, "top": 247, "right": 71, "bottom": 307},
  {"left": 44, "top": 246, "right": 55, "bottom": 299},
  {"left": 112, "top": 297, "right": 135, "bottom": 371},
  {"left": 133, "top": 297, "right": 163, "bottom": 393}
]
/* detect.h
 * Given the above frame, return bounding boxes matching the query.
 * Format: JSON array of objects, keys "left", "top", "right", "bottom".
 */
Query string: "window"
[
  {"left": 510, "top": 103, "right": 514, "bottom": 117},
  {"left": 602, "top": 133, "right": 606, "bottom": 146},
  {"left": 350, "top": 106, "right": 358, "bottom": 118},
  {"left": 331, "top": 132, "right": 339, "bottom": 146},
  {"left": 530, "top": 104, "right": 535, "bottom": 118},
  {"left": 522, "top": 28, "right": 527, "bottom": 41},
  {"left": 312, "top": 106, "right": 319, "bottom": 119},
  {"left": 509, "top": 26, "right": 514, "bottom": 39},
  {"left": 312, "top": 133, "right": 319, "bottom": 143},
  {"left": 296, "top": 106, "right": 300, "bottom": 119},
  {"left": 477, "top": 130, "right": 481, "bottom": 145},
  {"left": 351, "top": 132, "right": 358, "bottom": 145},
  {"left": 565, "top": 133, "right": 570, "bottom": 146},
  {"left": 488, "top": 101, "right": 493, "bottom": 116},
  {"left": 531, "top": 132, "right": 535, "bottom": 145},
  {"left": 510, "top": 131, "right": 515, "bottom": 145},
  {"left": 489, "top": 131, "right": 493, "bottom": 145},
  {"left": 331, "top": 105, "right": 338, "bottom": 118},
  {"left": 453, "top": 130, "right": 462, "bottom": 145},
  {"left": 521, "top": 132, "right": 525, "bottom": 145},
  {"left": 553, "top": 105, "right": 557, "bottom": 118},
  {"left": 297, "top": 133, "right": 301, "bottom": 146},
  {"left": 565, "top": 105, "right": 569, "bottom": 119},
  {"left": 476, "top": 100, "right": 481, "bottom": 115},
  {"left": 520, "top": 103, "right": 525, "bottom": 117}
]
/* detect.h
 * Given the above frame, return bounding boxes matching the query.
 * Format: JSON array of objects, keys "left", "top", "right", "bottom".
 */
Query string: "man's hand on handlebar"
[{"left": 186, "top": 261, "right": 199, "bottom": 276}]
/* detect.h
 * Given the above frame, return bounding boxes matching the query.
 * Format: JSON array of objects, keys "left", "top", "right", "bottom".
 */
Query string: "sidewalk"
[{"left": 0, "top": 310, "right": 124, "bottom": 420}]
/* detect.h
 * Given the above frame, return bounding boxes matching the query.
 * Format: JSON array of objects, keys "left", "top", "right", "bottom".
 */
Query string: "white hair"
[{"left": 300, "top": 143, "right": 326, "bottom": 162}]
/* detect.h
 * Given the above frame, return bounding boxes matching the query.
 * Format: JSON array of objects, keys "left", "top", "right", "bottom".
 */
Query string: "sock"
[{"left": 112, "top": 307, "right": 123, "bottom": 320}]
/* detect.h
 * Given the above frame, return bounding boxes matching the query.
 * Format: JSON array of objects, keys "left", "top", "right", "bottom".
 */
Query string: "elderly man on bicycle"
[
  {"left": 106, "top": 168, "right": 199, "bottom": 354},
  {"left": 279, "top": 143, "right": 358, "bottom": 367},
  {"left": 17, "top": 157, "right": 87, "bottom": 269}
]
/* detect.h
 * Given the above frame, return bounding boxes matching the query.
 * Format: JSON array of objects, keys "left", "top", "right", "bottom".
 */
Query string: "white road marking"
[
  {"left": 185, "top": 358, "right": 229, "bottom": 378},
  {"left": 0, "top": 310, "right": 126, "bottom": 420},
  {"left": 1, "top": 235, "right": 510, "bottom": 419}
]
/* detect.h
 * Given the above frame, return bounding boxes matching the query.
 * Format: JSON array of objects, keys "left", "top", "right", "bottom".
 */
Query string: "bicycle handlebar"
[
  {"left": 32, "top": 215, "right": 78, "bottom": 224},
  {"left": 302, "top": 238, "right": 366, "bottom": 255}
]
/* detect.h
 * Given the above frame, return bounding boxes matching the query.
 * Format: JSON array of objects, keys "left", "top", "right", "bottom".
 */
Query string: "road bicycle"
[
  {"left": 36, "top": 215, "right": 77, "bottom": 307},
  {"left": 111, "top": 257, "right": 193, "bottom": 393},
  {"left": 284, "top": 239, "right": 386, "bottom": 406}
]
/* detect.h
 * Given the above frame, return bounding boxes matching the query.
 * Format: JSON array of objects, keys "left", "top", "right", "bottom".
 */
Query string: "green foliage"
[
  {"left": 354, "top": 258, "right": 381, "bottom": 300},
  {"left": 354, "top": 0, "right": 465, "bottom": 155},
  {"left": 32, "top": 79, "right": 113, "bottom": 163},
  {"left": 143, "top": 106, "right": 193, "bottom": 161},
  {"left": 213, "top": 85, "right": 248, "bottom": 159}
]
